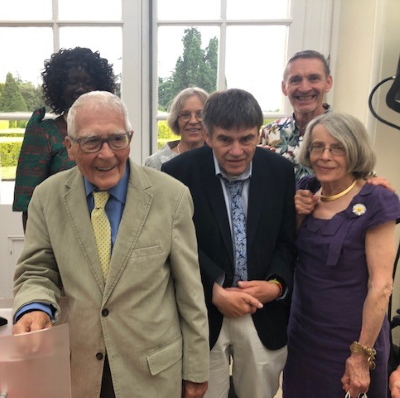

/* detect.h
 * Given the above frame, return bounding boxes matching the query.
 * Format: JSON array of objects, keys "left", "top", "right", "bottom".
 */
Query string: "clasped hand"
[{"left": 212, "top": 280, "right": 281, "bottom": 318}]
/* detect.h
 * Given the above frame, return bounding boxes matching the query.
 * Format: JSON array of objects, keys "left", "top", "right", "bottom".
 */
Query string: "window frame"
[
  {"left": 0, "top": 0, "right": 335, "bottom": 165},
  {"left": 149, "top": 0, "right": 335, "bottom": 156}
]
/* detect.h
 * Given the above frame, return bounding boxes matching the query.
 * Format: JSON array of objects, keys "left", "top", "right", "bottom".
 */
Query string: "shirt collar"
[
  {"left": 212, "top": 153, "right": 252, "bottom": 182},
  {"left": 84, "top": 161, "right": 130, "bottom": 204}
]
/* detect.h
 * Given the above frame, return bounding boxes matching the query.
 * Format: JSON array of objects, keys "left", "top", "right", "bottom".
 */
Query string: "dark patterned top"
[
  {"left": 13, "top": 107, "right": 76, "bottom": 212},
  {"left": 260, "top": 104, "right": 331, "bottom": 181}
]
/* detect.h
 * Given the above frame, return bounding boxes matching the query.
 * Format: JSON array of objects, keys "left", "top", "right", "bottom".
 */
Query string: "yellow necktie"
[{"left": 91, "top": 191, "right": 111, "bottom": 280}]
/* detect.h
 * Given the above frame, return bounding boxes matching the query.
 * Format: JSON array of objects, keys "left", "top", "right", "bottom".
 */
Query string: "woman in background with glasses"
[
  {"left": 13, "top": 47, "right": 115, "bottom": 231},
  {"left": 145, "top": 87, "right": 208, "bottom": 170},
  {"left": 283, "top": 112, "right": 400, "bottom": 398}
]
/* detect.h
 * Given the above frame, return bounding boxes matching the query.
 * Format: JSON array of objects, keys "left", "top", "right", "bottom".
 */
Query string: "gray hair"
[
  {"left": 297, "top": 112, "right": 376, "bottom": 179},
  {"left": 167, "top": 87, "right": 209, "bottom": 135},
  {"left": 202, "top": 88, "right": 263, "bottom": 136},
  {"left": 284, "top": 50, "right": 331, "bottom": 81},
  {"left": 67, "top": 91, "right": 132, "bottom": 137}
]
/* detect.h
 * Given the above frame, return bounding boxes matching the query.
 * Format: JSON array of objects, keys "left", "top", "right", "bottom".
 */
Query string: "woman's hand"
[
  {"left": 341, "top": 354, "right": 370, "bottom": 397},
  {"left": 390, "top": 367, "right": 400, "bottom": 397},
  {"left": 294, "top": 189, "right": 319, "bottom": 215}
]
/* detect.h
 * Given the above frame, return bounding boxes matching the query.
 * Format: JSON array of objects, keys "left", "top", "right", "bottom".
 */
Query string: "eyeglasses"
[
  {"left": 308, "top": 143, "right": 346, "bottom": 156},
  {"left": 178, "top": 111, "right": 203, "bottom": 122},
  {"left": 70, "top": 132, "right": 132, "bottom": 153}
]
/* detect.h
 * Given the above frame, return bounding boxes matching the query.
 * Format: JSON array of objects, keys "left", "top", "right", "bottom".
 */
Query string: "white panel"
[
  {"left": 0, "top": 205, "right": 24, "bottom": 299},
  {"left": 3, "top": 236, "right": 24, "bottom": 299}
]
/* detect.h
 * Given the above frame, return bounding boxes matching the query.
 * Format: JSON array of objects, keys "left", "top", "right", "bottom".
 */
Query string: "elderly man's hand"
[
  {"left": 390, "top": 368, "right": 400, "bottom": 397},
  {"left": 13, "top": 311, "right": 52, "bottom": 334},
  {"left": 366, "top": 175, "right": 395, "bottom": 192},
  {"left": 182, "top": 380, "right": 208, "bottom": 398}
]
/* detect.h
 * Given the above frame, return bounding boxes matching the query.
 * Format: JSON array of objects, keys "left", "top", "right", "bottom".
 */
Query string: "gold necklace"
[{"left": 320, "top": 180, "right": 357, "bottom": 202}]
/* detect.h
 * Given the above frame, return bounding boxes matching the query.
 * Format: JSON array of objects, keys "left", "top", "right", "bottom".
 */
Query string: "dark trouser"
[{"left": 100, "top": 356, "right": 116, "bottom": 398}]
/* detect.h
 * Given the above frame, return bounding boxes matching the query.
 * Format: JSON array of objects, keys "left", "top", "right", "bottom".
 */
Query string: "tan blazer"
[{"left": 13, "top": 159, "right": 209, "bottom": 398}]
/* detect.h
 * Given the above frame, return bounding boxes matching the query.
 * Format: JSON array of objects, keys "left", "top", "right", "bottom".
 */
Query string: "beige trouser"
[{"left": 204, "top": 314, "right": 287, "bottom": 398}]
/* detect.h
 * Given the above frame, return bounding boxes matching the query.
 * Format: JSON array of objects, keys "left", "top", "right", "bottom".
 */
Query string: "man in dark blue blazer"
[{"left": 162, "top": 88, "right": 297, "bottom": 398}]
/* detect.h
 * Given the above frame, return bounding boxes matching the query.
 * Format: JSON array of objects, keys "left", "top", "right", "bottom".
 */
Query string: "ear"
[
  {"left": 281, "top": 80, "right": 288, "bottom": 96},
  {"left": 64, "top": 136, "right": 75, "bottom": 161},
  {"left": 325, "top": 75, "right": 333, "bottom": 93}
]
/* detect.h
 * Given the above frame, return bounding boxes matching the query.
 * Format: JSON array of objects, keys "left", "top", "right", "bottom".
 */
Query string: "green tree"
[
  {"left": 18, "top": 80, "right": 44, "bottom": 112},
  {"left": 0, "top": 72, "right": 28, "bottom": 112},
  {"left": 158, "top": 28, "right": 218, "bottom": 109},
  {"left": 202, "top": 37, "right": 219, "bottom": 92}
]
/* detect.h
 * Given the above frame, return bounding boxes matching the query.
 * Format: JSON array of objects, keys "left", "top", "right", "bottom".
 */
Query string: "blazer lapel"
[
  {"left": 201, "top": 149, "right": 234, "bottom": 264},
  {"left": 102, "top": 161, "right": 153, "bottom": 301},
  {"left": 63, "top": 168, "right": 105, "bottom": 289},
  {"left": 247, "top": 150, "right": 269, "bottom": 251}
]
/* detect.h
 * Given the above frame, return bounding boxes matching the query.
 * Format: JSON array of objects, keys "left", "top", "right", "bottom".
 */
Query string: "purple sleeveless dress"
[{"left": 283, "top": 178, "right": 400, "bottom": 398}]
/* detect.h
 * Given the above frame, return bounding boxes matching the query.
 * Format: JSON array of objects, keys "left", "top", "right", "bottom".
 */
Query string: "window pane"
[
  {"left": 157, "top": 0, "right": 220, "bottom": 20},
  {"left": 157, "top": 25, "right": 219, "bottom": 110},
  {"left": 59, "top": 27, "right": 122, "bottom": 89},
  {"left": 0, "top": 27, "right": 53, "bottom": 91},
  {"left": 226, "top": 26, "right": 287, "bottom": 112},
  {"left": 0, "top": 0, "right": 52, "bottom": 20},
  {"left": 0, "top": 28, "right": 53, "bottom": 187},
  {"left": 58, "top": 0, "right": 121, "bottom": 20},
  {"left": 227, "top": 0, "right": 290, "bottom": 19}
]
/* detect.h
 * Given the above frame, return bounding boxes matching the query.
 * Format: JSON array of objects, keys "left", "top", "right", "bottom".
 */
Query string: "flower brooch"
[{"left": 352, "top": 203, "right": 366, "bottom": 216}]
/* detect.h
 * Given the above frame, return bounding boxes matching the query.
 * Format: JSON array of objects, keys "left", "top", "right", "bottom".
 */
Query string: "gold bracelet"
[{"left": 349, "top": 341, "right": 376, "bottom": 370}]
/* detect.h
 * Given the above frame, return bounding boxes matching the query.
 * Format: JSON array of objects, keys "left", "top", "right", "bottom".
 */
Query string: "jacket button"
[
  {"left": 102, "top": 309, "right": 109, "bottom": 317},
  {"left": 96, "top": 352, "right": 104, "bottom": 360}
]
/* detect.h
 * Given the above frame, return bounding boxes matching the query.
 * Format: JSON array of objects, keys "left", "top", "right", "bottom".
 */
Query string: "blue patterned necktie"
[{"left": 225, "top": 180, "right": 248, "bottom": 285}]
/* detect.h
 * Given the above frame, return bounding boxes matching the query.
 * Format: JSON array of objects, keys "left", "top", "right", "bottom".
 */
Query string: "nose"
[
  {"left": 320, "top": 147, "right": 332, "bottom": 159},
  {"left": 188, "top": 113, "right": 198, "bottom": 123},
  {"left": 98, "top": 141, "right": 114, "bottom": 157},
  {"left": 230, "top": 141, "right": 243, "bottom": 156},
  {"left": 299, "top": 79, "right": 312, "bottom": 92}
]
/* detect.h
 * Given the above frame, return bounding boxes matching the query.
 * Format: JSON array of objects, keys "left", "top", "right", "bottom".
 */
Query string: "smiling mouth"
[
  {"left": 96, "top": 166, "right": 114, "bottom": 172},
  {"left": 295, "top": 94, "right": 316, "bottom": 101}
]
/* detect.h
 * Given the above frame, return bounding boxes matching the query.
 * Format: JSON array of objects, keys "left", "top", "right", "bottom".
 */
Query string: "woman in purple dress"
[{"left": 283, "top": 112, "right": 400, "bottom": 398}]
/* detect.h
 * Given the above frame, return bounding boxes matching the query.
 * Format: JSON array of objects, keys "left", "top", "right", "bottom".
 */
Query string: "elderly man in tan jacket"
[{"left": 12, "top": 91, "right": 209, "bottom": 398}]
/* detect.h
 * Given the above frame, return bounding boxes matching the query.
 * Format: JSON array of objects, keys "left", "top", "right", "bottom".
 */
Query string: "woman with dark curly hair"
[{"left": 13, "top": 47, "right": 115, "bottom": 230}]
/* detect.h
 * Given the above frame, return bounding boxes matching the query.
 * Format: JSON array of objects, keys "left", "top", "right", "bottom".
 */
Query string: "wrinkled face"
[
  {"left": 177, "top": 95, "right": 205, "bottom": 145},
  {"left": 309, "top": 124, "right": 349, "bottom": 184},
  {"left": 65, "top": 107, "right": 132, "bottom": 190},
  {"left": 63, "top": 67, "right": 97, "bottom": 110},
  {"left": 282, "top": 58, "right": 332, "bottom": 116},
  {"left": 205, "top": 126, "right": 259, "bottom": 178}
]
